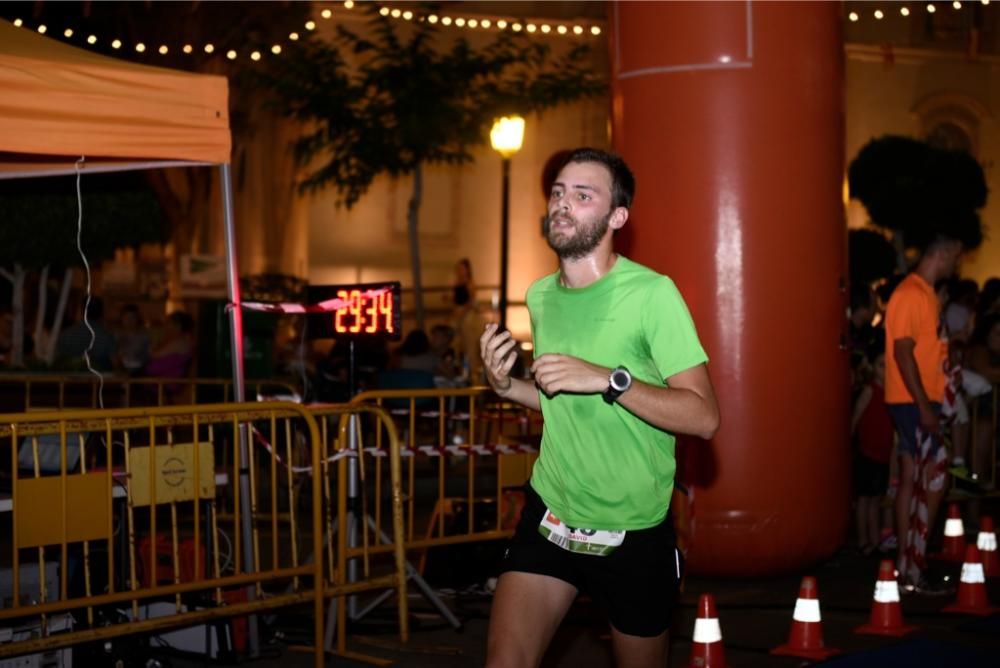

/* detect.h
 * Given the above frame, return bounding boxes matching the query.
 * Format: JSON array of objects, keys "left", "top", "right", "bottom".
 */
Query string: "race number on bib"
[{"left": 538, "top": 508, "right": 625, "bottom": 556}]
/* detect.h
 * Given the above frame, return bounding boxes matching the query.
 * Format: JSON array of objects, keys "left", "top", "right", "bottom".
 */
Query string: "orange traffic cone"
[
  {"left": 932, "top": 503, "right": 966, "bottom": 562},
  {"left": 855, "top": 560, "right": 916, "bottom": 636},
  {"left": 942, "top": 544, "right": 999, "bottom": 615},
  {"left": 688, "top": 594, "right": 726, "bottom": 668},
  {"left": 976, "top": 516, "right": 999, "bottom": 578},
  {"left": 770, "top": 576, "right": 839, "bottom": 661}
]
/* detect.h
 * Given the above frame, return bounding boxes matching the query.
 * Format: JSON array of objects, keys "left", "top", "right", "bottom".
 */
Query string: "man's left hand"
[{"left": 531, "top": 354, "right": 608, "bottom": 397}]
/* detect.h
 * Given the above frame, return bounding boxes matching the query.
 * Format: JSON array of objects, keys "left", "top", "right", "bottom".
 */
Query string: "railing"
[
  {"left": 0, "top": 400, "right": 407, "bottom": 665},
  {"left": 0, "top": 374, "right": 300, "bottom": 412}
]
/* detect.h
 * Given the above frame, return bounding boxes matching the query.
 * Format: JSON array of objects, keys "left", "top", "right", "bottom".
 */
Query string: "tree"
[
  {"left": 257, "top": 5, "right": 605, "bottom": 328},
  {"left": 0, "top": 174, "right": 164, "bottom": 366},
  {"left": 848, "top": 135, "right": 985, "bottom": 271}
]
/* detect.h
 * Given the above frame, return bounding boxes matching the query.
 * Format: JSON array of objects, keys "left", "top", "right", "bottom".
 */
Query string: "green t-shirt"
[{"left": 527, "top": 256, "right": 708, "bottom": 530}]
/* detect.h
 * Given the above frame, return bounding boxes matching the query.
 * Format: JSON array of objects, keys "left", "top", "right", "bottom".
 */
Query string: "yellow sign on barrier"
[{"left": 129, "top": 442, "right": 216, "bottom": 506}]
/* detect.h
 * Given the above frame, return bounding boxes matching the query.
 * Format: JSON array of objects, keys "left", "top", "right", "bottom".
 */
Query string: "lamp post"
[{"left": 490, "top": 115, "right": 525, "bottom": 331}]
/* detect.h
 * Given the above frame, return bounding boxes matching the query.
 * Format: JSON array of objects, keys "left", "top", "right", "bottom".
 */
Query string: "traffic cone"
[
  {"left": 855, "top": 560, "right": 916, "bottom": 636},
  {"left": 688, "top": 594, "right": 726, "bottom": 668},
  {"left": 770, "top": 576, "right": 839, "bottom": 660},
  {"left": 976, "top": 516, "right": 999, "bottom": 577},
  {"left": 942, "top": 544, "right": 999, "bottom": 615},
  {"left": 931, "top": 503, "right": 966, "bottom": 562}
]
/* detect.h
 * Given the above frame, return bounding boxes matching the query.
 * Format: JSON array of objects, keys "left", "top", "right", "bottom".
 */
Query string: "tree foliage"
[
  {"left": 848, "top": 135, "right": 986, "bottom": 251},
  {"left": 848, "top": 228, "right": 897, "bottom": 286},
  {"left": 256, "top": 4, "right": 606, "bottom": 205}
]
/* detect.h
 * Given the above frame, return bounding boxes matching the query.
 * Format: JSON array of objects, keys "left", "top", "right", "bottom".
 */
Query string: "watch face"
[{"left": 610, "top": 369, "right": 631, "bottom": 391}]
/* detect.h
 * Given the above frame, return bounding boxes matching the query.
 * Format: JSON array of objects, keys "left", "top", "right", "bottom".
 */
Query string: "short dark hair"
[{"left": 563, "top": 148, "right": 636, "bottom": 210}]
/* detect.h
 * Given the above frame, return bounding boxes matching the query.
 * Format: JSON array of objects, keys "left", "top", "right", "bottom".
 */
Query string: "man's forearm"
[
  {"left": 496, "top": 377, "right": 542, "bottom": 411},
  {"left": 896, "top": 351, "right": 931, "bottom": 409}
]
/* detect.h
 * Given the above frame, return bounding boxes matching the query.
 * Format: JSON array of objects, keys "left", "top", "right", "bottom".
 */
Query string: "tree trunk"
[
  {"left": 46, "top": 268, "right": 74, "bottom": 364},
  {"left": 33, "top": 265, "right": 50, "bottom": 358},
  {"left": 407, "top": 163, "right": 425, "bottom": 331},
  {"left": 10, "top": 264, "right": 25, "bottom": 368}
]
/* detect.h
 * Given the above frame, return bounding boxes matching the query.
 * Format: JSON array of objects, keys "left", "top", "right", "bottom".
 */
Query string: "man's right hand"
[
  {"left": 480, "top": 323, "right": 519, "bottom": 396},
  {"left": 918, "top": 402, "right": 940, "bottom": 435}
]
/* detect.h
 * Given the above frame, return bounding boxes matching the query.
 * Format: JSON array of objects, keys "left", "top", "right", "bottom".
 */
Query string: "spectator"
[
  {"left": 55, "top": 297, "right": 115, "bottom": 372},
  {"left": 966, "top": 313, "right": 1000, "bottom": 489},
  {"left": 851, "top": 341, "right": 895, "bottom": 556},
  {"left": 145, "top": 311, "right": 194, "bottom": 379},
  {"left": 115, "top": 304, "right": 150, "bottom": 375},
  {"left": 394, "top": 329, "right": 437, "bottom": 374}
]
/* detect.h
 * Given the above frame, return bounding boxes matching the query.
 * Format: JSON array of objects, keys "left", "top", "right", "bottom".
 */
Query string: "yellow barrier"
[
  {"left": 341, "top": 387, "right": 543, "bottom": 571},
  {"left": 0, "top": 374, "right": 299, "bottom": 411},
  {"left": 0, "top": 400, "right": 408, "bottom": 666}
]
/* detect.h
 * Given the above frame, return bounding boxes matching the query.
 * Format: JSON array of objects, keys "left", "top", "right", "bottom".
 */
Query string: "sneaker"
[{"left": 900, "top": 574, "right": 955, "bottom": 597}]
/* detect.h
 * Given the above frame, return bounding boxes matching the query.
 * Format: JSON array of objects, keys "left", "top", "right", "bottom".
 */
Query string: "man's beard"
[{"left": 545, "top": 210, "right": 611, "bottom": 260}]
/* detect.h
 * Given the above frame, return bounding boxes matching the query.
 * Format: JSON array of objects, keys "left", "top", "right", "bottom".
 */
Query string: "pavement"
[{"left": 147, "top": 535, "right": 1000, "bottom": 668}]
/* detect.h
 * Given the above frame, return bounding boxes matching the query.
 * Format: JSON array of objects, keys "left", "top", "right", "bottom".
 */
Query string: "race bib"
[{"left": 538, "top": 508, "right": 625, "bottom": 556}]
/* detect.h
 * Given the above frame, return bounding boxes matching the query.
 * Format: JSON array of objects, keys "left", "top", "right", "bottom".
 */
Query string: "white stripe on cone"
[
  {"left": 874, "top": 580, "right": 901, "bottom": 603},
  {"left": 692, "top": 618, "right": 722, "bottom": 644},
  {"left": 944, "top": 518, "right": 965, "bottom": 537},
  {"left": 977, "top": 532, "right": 997, "bottom": 552},
  {"left": 792, "top": 598, "right": 822, "bottom": 623},
  {"left": 960, "top": 562, "right": 986, "bottom": 584}
]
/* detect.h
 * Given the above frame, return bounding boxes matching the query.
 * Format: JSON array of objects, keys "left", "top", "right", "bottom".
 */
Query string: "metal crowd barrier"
[
  {"left": 343, "top": 387, "right": 543, "bottom": 571},
  {"left": 965, "top": 383, "right": 999, "bottom": 491},
  {"left": 0, "top": 375, "right": 300, "bottom": 412},
  {"left": 0, "top": 400, "right": 408, "bottom": 666}
]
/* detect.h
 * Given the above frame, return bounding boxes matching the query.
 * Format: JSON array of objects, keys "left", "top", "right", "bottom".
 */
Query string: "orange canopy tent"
[
  {"left": 0, "top": 19, "right": 247, "bottom": 395},
  {"left": 0, "top": 22, "right": 258, "bottom": 621}
]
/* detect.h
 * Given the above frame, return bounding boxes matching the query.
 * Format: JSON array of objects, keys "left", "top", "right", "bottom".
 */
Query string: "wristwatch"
[{"left": 602, "top": 366, "right": 632, "bottom": 404}]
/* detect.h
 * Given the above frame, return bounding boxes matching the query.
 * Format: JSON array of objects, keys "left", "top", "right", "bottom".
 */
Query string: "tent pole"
[{"left": 220, "top": 163, "right": 260, "bottom": 657}]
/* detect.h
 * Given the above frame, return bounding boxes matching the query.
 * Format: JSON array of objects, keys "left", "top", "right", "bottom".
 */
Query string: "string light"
[
  {"left": 251, "top": 51, "right": 261, "bottom": 61},
  {"left": 403, "top": 10, "right": 413, "bottom": 20},
  {"left": 204, "top": 43, "right": 214, "bottom": 53},
  {"left": 429, "top": 15, "right": 439, "bottom": 24},
  {"left": 456, "top": 17, "right": 466, "bottom": 27},
  {"left": 526, "top": 23, "right": 537, "bottom": 33},
  {"left": 321, "top": 9, "right": 332, "bottom": 19},
  {"left": 226, "top": 49, "right": 237, "bottom": 60},
  {"left": 63, "top": 28, "right": 73, "bottom": 38},
  {"left": 468, "top": 18, "right": 478, "bottom": 28},
  {"left": 135, "top": 42, "right": 146, "bottom": 53},
  {"left": 304, "top": 20, "right": 316, "bottom": 30},
  {"left": 591, "top": 26, "right": 601, "bottom": 35},
  {"left": 271, "top": 44, "right": 282, "bottom": 54},
  {"left": 482, "top": 19, "right": 491, "bottom": 28},
  {"left": 512, "top": 22, "right": 523, "bottom": 32},
  {"left": 289, "top": 32, "right": 299, "bottom": 40},
  {"left": 390, "top": 9, "right": 401, "bottom": 18},
  {"left": 183, "top": 44, "right": 193, "bottom": 53},
  {"left": 901, "top": 6, "right": 911, "bottom": 15},
  {"left": 928, "top": 3, "right": 937, "bottom": 12},
  {"left": 37, "top": 25, "right": 47, "bottom": 34},
  {"left": 344, "top": 0, "right": 355, "bottom": 8},
  {"left": 442, "top": 16, "right": 452, "bottom": 25},
  {"left": 13, "top": 18, "right": 23, "bottom": 27},
  {"left": 541, "top": 24, "right": 551, "bottom": 33},
  {"left": 158, "top": 45, "right": 168, "bottom": 54},
  {"left": 953, "top": 0, "right": 963, "bottom": 7},
  {"left": 849, "top": 11, "right": 859, "bottom": 20},
  {"left": 874, "top": 9, "right": 884, "bottom": 18},
  {"left": 87, "top": 35, "right": 97, "bottom": 44},
  {"left": 498, "top": 20, "right": 508, "bottom": 29},
  {"left": 112, "top": 39, "right": 122, "bottom": 49},
  {"left": 380, "top": 8, "right": 390, "bottom": 17},
  {"left": 557, "top": 25, "right": 567, "bottom": 34}
]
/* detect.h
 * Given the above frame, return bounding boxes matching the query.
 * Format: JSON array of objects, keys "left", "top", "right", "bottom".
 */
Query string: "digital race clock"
[{"left": 307, "top": 282, "right": 402, "bottom": 340}]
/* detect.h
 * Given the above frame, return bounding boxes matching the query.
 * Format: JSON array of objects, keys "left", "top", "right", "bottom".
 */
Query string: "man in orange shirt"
[{"left": 884, "top": 235, "right": 962, "bottom": 590}]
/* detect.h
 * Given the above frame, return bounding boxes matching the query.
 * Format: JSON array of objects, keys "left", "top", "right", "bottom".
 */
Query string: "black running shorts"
[{"left": 498, "top": 484, "right": 684, "bottom": 637}]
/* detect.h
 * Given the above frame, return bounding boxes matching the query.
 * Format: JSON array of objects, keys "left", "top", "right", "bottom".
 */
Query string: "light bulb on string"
[
  {"left": 442, "top": 16, "right": 452, "bottom": 25},
  {"left": 380, "top": 7, "right": 390, "bottom": 16},
  {"left": 403, "top": 10, "right": 413, "bottom": 20},
  {"left": 482, "top": 19, "right": 491, "bottom": 28},
  {"left": 526, "top": 23, "right": 537, "bottom": 33},
  {"left": 289, "top": 32, "right": 300, "bottom": 40},
  {"left": 468, "top": 19, "right": 478, "bottom": 28},
  {"left": 541, "top": 24, "right": 551, "bottom": 33},
  {"left": 271, "top": 44, "right": 282, "bottom": 54},
  {"left": 321, "top": 9, "right": 332, "bottom": 19},
  {"left": 227, "top": 49, "right": 237, "bottom": 60},
  {"left": 37, "top": 25, "right": 47, "bottom": 34},
  {"left": 158, "top": 45, "right": 168, "bottom": 54},
  {"left": 928, "top": 3, "right": 937, "bottom": 12},
  {"left": 512, "top": 22, "right": 522, "bottom": 31},
  {"left": 953, "top": 0, "right": 962, "bottom": 7},
  {"left": 183, "top": 44, "right": 193, "bottom": 53},
  {"left": 591, "top": 26, "right": 601, "bottom": 35},
  {"left": 573, "top": 25, "right": 583, "bottom": 34},
  {"left": 429, "top": 15, "right": 439, "bottom": 23},
  {"left": 112, "top": 39, "right": 122, "bottom": 49},
  {"left": 87, "top": 35, "right": 97, "bottom": 44},
  {"left": 136, "top": 43, "right": 146, "bottom": 53},
  {"left": 874, "top": 9, "right": 884, "bottom": 18},
  {"left": 63, "top": 28, "right": 73, "bottom": 38},
  {"left": 13, "top": 18, "right": 23, "bottom": 27},
  {"left": 251, "top": 51, "right": 261, "bottom": 61},
  {"left": 557, "top": 25, "right": 568, "bottom": 34},
  {"left": 305, "top": 20, "right": 316, "bottom": 30},
  {"left": 901, "top": 6, "right": 911, "bottom": 15},
  {"left": 498, "top": 19, "right": 508, "bottom": 29},
  {"left": 204, "top": 43, "right": 214, "bottom": 53},
  {"left": 344, "top": 0, "right": 354, "bottom": 8},
  {"left": 456, "top": 17, "right": 466, "bottom": 27},
  {"left": 391, "top": 9, "right": 401, "bottom": 18}
]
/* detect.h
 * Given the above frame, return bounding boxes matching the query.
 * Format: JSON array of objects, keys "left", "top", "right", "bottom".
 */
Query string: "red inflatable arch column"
[{"left": 609, "top": 2, "right": 849, "bottom": 576}]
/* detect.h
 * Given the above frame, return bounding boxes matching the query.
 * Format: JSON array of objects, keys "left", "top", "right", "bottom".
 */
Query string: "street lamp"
[{"left": 490, "top": 115, "right": 525, "bottom": 330}]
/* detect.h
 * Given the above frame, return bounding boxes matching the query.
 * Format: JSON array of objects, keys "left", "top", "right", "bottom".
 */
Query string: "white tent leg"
[{"left": 220, "top": 163, "right": 260, "bottom": 657}]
